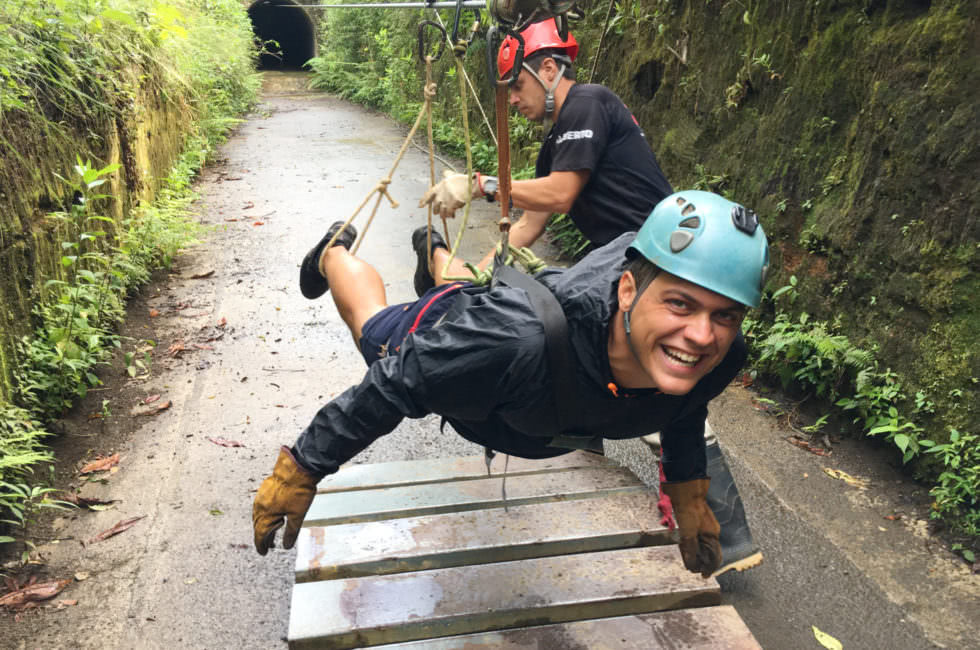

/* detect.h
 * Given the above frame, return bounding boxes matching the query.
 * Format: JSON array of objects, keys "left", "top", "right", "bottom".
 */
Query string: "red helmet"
[{"left": 497, "top": 18, "right": 579, "bottom": 79}]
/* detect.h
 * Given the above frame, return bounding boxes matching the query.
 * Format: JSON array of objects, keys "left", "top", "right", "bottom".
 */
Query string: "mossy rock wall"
[
  {"left": 0, "top": 66, "right": 193, "bottom": 402},
  {"left": 317, "top": 1, "right": 977, "bottom": 438},
  {"left": 569, "top": 0, "right": 978, "bottom": 437}
]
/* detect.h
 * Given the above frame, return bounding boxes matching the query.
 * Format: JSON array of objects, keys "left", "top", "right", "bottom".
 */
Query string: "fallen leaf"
[
  {"left": 0, "top": 579, "right": 71, "bottom": 608},
  {"left": 206, "top": 437, "right": 245, "bottom": 448},
  {"left": 89, "top": 516, "right": 145, "bottom": 543},
  {"left": 823, "top": 467, "right": 870, "bottom": 489},
  {"left": 184, "top": 577, "right": 198, "bottom": 585},
  {"left": 87, "top": 412, "right": 104, "bottom": 420},
  {"left": 193, "top": 343, "right": 213, "bottom": 351},
  {"left": 55, "top": 599, "right": 78, "bottom": 609},
  {"left": 812, "top": 625, "right": 843, "bottom": 650},
  {"left": 217, "top": 317, "right": 227, "bottom": 328},
  {"left": 143, "top": 394, "right": 161, "bottom": 404},
  {"left": 131, "top": 400, "right": 172, "bottom": 417},
  {"left": 878, "top": 526, "right": 887, "bottom": 532},
  {"left": 80, "top": 453, "right": 120, "bottom": 474},
  {"left": 149, "top": 309, "right": 160, "bottom": 318},
  {"left": 74, "top": 572, "right": 89, "bottom": 581},
  {"left": 252, "top": 221, "right": 264, "bottom": 226},
  {"left": 786, "top": 435, "right": 831, "bottom": 457},
  {"left": 58, "top": 493, "right": 117, "bottom": 510},
  {"left": 189, "top": 269, "right": 215, "bottom": 279},
  {"left": 209, "top": 509, "right": 224, "bottom": 516},
  {"left": 884, "top": 514, "right": 902, "bottom": 521},
  {"left": 223, "top": 217, "right": 239, "bottom": 222},
  {"left": 167, "top": 341, "right": 187, "bottom": 357}
]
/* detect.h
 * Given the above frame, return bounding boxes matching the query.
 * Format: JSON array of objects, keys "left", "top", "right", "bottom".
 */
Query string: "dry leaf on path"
[
  {"left": 206, "top": 437, "right": 245, "bottom": 448},
  {"left": 167, "top": 341, "right": 187, "bottom": 357},
  {"left": 822, "top": 467, "right": 870, "bottom": 489},
  {"left": 80, "top": 454, "right": 120, "bottom": 474},
  {"left": 0, "top": 579, "right": 72, "bottom": 609},
  {"left": 217, "top": 317, "right": 227, "bottom": 328},
  {"left": 58, "top": 493, "right": 117, "bottom": 510},
  {"left": 812, "top": 625, "right": 843, "bottom": 650},
  {"left": 89, "top": 516, "right": 145, "bottom": 544},
  {"left": 189, "top": 269, "right": 215, "bottom": 279},
  {"left": 786, "top": 435, "right": 831, "bottom": 457},
  {"left": 149, "top": 308, "right": 160, "bottom": 318},
  {"left": 131, "top": 400, "right": 172, "bottom": 417}
]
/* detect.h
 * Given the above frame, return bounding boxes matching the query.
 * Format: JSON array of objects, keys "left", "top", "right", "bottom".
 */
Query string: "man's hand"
[
  {"left": 661, "top": 478, "right": 721, "bottom": 577},
  {"left": 252, "top": 446, "right": 318, "bottom": 555},
  {"left": 419, "top": 170, "right": 478, "bottom": 218}
]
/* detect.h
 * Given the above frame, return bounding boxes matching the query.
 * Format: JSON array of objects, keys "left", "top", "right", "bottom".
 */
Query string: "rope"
[
  {"left": 431, "top": 10, "right": 497, "bottom": 147},
  {"left": 435, "top": 36, "right": 485, "bottom": 285},
  {"left": 333, "top": 65, "right": 438, "bottom": 254},
  {"left": 588, "top": 0, "right": 617, "bottom": 84}
]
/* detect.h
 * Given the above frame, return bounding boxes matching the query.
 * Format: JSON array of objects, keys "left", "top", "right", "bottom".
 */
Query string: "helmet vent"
[
  {"left": 731, "top": 205, "right": 759, "bottom": 234},
  {"left": 669, "top": 230, "right": 695, "bottom": 253},
  {"left": 681, "top": 202, "right": 696, "bottom": 216},
  {"left": 678, "top": 216, "right": 700, "bottom": 229}
]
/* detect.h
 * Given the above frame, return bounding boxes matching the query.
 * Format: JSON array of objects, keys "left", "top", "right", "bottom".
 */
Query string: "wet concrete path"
[{"left": 4, "top": 72, "right": 977, "bottom": 649}]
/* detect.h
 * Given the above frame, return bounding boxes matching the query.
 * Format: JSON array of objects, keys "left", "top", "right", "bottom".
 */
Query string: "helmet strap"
[
  {"left": 522, "top": 61, "right": 567, "bottom": 126},
  {"left": 622, "top": 272, "right": 656, "bottom": 371}
]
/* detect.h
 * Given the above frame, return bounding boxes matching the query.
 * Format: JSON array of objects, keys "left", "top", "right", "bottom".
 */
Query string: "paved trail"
[{"left": 4, "top": 72, "right": 975, "bottom": 650}]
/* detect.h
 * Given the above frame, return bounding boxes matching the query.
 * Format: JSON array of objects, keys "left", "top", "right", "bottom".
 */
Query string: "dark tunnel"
[{"left": 248, "top": 0, "right": 317, "bottom": 70}]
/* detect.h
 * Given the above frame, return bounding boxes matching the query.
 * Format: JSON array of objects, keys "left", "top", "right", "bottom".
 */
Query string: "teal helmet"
[{"left": 627, "top": 190, "right": 769, "bottom": 308}]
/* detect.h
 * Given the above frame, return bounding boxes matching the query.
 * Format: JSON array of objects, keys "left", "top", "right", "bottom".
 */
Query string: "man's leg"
[
  {"left": 412, "top": 225, "right": 472, "bottom": 296},
  {"left": 320, "top": 245, "right": 387, "bottom": 344},
  {"left": 645, "top": 421, "right": 763, "bottom": 577}
]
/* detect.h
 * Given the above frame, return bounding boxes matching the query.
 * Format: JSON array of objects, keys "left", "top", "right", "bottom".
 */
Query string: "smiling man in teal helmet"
[{"left": 259, "top": 190, "right": 767, "bottom": 578}]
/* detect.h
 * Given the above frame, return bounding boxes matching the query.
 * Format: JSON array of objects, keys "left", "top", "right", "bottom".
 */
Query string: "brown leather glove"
[
  {"left": 252, "top": 446, "right": 318, "bottom": 555},
  {"left": 661, "top": 478, "right": 722, "bottom": 577}
]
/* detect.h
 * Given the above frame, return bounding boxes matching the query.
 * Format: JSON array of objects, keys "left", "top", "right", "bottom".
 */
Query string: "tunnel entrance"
[{"left": 248, "top": 0, "right": 317, "bottom": 70}]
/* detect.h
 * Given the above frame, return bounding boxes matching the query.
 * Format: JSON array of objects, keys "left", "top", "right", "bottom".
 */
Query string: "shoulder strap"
[{"left": 491, "top": 263, "right": 580, "bottom": 437}]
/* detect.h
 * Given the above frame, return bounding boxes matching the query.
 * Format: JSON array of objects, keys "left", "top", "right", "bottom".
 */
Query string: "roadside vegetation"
[
  {"left": 0, "top": 0, "right": 258, "bottom": 554},
  {"left": 307, "top": 7, "right": 977, "bottom": 550}
]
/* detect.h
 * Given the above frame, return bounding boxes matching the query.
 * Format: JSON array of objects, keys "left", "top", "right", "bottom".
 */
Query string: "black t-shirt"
[{"left": 536, "top": 84, "right": 673, "bottom": 245}]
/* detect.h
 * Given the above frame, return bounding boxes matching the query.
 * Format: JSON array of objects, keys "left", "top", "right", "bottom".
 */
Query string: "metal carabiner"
[
  {"left": 486, "top": 25, "right": 524, "bottom": 87},
  {"left": 450, "top": 0, "right": 464, "bottom": 44},
  {"left": 417, "top": 19, "right": 447, "bottom": 62}
]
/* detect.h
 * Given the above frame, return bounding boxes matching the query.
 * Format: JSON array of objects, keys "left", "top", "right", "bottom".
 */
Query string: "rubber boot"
[{"left": 705, "top": 441, "right": 763, "bottom": 577}]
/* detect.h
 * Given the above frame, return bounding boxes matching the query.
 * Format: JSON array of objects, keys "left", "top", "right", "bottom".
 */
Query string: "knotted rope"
[{"left": 327, "top": 58, "right": 440, "bottom": 255}]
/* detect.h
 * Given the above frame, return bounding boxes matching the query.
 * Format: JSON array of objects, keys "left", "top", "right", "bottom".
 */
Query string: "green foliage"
[
  {"left": 925, "top": 429, "right": 980, "bottom": 538},
  {"left": 14, "top": 159, "right": 122, "bottom": 416},
  {"left": 746, "top": 280, "right": 979, "bottom": 534},
  {"left": 1, "top": 0, "right": 257, "bottom": 535}
]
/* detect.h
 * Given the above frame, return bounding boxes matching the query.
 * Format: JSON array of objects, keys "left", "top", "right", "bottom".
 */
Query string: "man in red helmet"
[
  {"left": 417, "top": 17, "right": 672, "bottom": 292},
  {"left": 414, "top": 19, "right": 762, "bottom": 578}
]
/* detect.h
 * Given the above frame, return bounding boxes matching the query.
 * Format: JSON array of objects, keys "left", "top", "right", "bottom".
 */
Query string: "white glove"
[{"left": 419, "top": 170, "right": 479, "bottom": 218}]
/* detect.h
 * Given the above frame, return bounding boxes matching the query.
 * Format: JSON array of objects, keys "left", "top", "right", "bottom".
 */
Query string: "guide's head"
[
  {"left": 616, "top": 191, "right": 769, "bottom": 395},
  {"left": 498, "top": 18, "right": 578, "bottom": 121}
]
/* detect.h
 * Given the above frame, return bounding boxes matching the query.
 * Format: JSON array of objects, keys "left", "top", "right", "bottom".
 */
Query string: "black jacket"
[{"left": 293, "top": 234, "right": 746, "bottom": 482}]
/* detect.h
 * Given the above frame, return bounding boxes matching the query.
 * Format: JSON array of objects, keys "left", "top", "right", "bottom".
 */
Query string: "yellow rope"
[{"left": 332, "top": 66, "right": 438, "bottom": 255}]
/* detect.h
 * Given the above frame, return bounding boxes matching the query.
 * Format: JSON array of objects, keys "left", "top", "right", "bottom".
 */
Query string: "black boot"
[
  {"left": 706, "top": 442, "right": 763, "bottom": 576},
  {"left": 298, "top": 221, "right": 357, "bottom": 299},
  {"left": 411, "top": 226, "right": 448, "bottom": 297}
]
